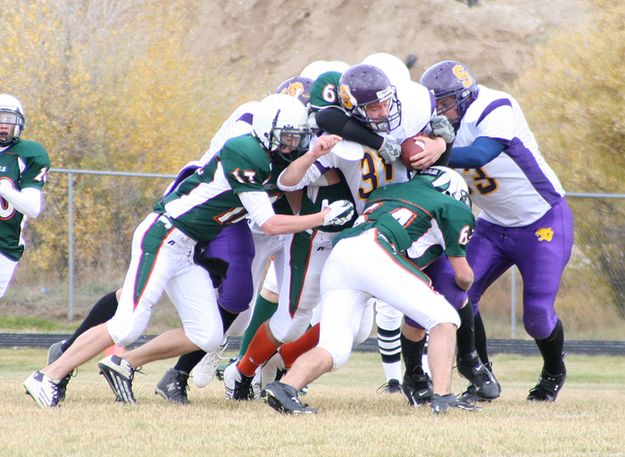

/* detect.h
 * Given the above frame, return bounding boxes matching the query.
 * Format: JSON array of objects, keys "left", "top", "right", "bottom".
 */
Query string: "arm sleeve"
[
  {"left": 448, "top": 136, "right": 506, "bottom": 168},
  {"left": 238, "top": 191, "right": 276, "bottom": 227},
  {"left": 0, "top": 186, "right": 42, "bottom": 218},
  {"left": 315, "top": 107, "right": 384, "bottom": 150},
  {"left": 277, "top": 163, "right": 324, "bottom": 192}
]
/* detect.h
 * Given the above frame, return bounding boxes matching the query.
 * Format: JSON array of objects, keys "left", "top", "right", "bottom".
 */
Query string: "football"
[{"left": 400, "top": 136, "right": 426, "bottom": 169}]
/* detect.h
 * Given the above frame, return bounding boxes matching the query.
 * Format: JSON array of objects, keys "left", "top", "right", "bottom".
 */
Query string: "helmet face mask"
[
  {"left": 339, "top": 64, "right": 401, "bottom": 133},
  {"left": 0, "top": 94, "right": 25, "bottom": 146},
  {"left": 252, "top": 94, "right": 312, "bottom": 163},
  {"left": 269, "top": 124, "right": 313, "bottom": 163},
  {"left": 419, "top": 61, "right": 478, "bottom": 127}
]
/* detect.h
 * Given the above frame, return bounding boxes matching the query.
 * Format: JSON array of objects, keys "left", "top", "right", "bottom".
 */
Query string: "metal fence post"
[{"left": 67, "top": 172, "right": 74, "bottom": 320}]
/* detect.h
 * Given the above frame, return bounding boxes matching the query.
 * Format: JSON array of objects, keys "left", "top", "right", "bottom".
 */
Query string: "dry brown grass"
[{"left": 1, "top": 349, "right": 624, "bottom": 457}]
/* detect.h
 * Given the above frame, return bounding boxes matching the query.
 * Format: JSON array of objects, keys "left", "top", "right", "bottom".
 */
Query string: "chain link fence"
[{"left": 3, "top": 169, "right": 625, "bottom": 341}]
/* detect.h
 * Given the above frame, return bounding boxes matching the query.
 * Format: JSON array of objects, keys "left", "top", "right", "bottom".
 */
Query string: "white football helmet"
[
  {"left": 420, "top": 166, "right": 472, "bottom": 208},
  {"left": 0, "top": 94, "right": 25, "bottom": 145},
  {"left": 300, "top": 60, "right": 350, "bottom": 80},
  {"left": 362, "top": 52, "right": 411, "bottom": 86},
  {"left": 252, "top": 93, "right": 312, "bottom": 161}
]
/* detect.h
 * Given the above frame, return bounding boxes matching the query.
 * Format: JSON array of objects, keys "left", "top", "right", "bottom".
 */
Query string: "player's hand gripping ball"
[{"left": 400, "top": 136, "right": 426, "bottom": 169}]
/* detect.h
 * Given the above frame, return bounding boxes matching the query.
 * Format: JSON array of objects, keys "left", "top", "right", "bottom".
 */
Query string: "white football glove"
[
  {"left": 377, "top": 137, "right": 402, "bottom": 164},
  {"left": 322, "top": 199, "right": 355, "bottom": 227},
  {"left": 430, "top": 115, "right": 456, "bottom": 144}
]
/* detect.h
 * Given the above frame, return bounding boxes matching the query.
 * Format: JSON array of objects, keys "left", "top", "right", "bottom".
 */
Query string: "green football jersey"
[
  {"left": 335, "top": 175, "right": 474, "bottom": 266},
  {"left": 155, "top": 134, "right": 281, "bottom": 242},
  {"left": 310, "top": 71, "right": 342, "bottom": 111},
  {"left": 0, "top": 139, "right": 50, "bottom": 260}
]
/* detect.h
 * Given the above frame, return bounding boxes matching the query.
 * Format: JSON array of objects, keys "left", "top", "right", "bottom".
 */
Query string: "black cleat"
[
  {"left": 263, "top": 381, "right": 317, "bottom": 415},
  {"left": 527, "top": 366, "right": 566, "bottom": 402},
  {"left": 155, "top": 368, "right": 190, "bottom": 405},
  {"left": 456, "top": 350, "right": 501, "bottom": 400},
  {"left": 431, "top": 393, "right": 481, "bottom": 414},
  {"left": 377, "top": 378, "right": 402, "bottom": 394},
  {"left": 401, "top": 368, "right": 433, "bottom": 406}
]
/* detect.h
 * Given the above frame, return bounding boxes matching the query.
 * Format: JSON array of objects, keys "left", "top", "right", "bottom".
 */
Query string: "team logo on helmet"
[
  {"left": 338, "top": 84, "right": 356, "bottom": 110},
  {"left": 279, "top": 81, "right": 306, "bottom": 100}
]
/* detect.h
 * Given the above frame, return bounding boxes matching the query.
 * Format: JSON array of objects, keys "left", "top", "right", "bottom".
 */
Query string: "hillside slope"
[{"left": 191, "top": 0, "right": 590, "bottom": 88}]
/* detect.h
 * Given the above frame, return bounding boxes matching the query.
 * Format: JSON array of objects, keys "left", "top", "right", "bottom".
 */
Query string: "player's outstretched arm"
[
  {"left": 447, "top": 255, "right": 474, "bottom": 291},
  {"left": 278, "top": 134, "right": 342, "bottom": 191}
]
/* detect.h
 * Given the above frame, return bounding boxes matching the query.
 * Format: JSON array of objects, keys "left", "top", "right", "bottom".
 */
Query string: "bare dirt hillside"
[{"left": 191, "top": 0, "right": 591, "bottom": 89}]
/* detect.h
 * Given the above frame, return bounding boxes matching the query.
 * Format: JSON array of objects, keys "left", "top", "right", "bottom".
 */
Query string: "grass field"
[{"left": 1, "top": 349, "right": 624, "bottom": 457}]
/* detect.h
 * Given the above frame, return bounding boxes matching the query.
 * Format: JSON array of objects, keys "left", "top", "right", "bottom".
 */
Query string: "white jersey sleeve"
[
  {"left": 199, "top": 101, "right": 259, "bottom": 164},
  {"left": 454, "top": 85, "right": 565, "bottom": 227}
]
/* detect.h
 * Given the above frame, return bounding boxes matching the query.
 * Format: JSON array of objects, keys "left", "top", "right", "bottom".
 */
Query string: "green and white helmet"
[
  {"left": 419, "top": 166, "right": 472, "bottom": 208},
  {"left": 0, "top": 94, "right": 25, "bottom": 146}
]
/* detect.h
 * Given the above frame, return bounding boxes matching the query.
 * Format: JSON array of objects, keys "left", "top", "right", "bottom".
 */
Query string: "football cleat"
[
  {"left": 46, "top": 340, "right": 74, "bottom": 402},
  {"left": 190, "top": 337, "right": 229, "bottom": 388},
  {"left": 456, "top": 350, "right": 501, "bottom": 400},
  {"left": 401, "top": 368, "right": 433, "bottom": 406},
  {"left": 215, "top": 356, "right": 239, "bottom": 382},
  {"left": 376, "top": 378, "right": 402, "bottom": 394},
  {"left": 98, "top": 355, "right": 139, "bottom": 404},
  {"left": 223, "top": 363, "right": 256, "bottom": 401},
  {"left": 155, "top": 368, "right": 190, "bottom": 405},
  {"left": 527, "top": 365, "right": 567, "bottom": 402},
  {"left": 459, "top": 362, "right": 501, "bottom": 403},
  {"left": 47, "top": 340, "right": 66, "bottom": 365},
  {"left": 263, "top": 381, "right": 317, "bottom": 415},
  {"left": 431, "top": 393, "right": 481, "bottom": 414},
  {"left": 24, "top": 371, "right": 61, "bottom": 408}
]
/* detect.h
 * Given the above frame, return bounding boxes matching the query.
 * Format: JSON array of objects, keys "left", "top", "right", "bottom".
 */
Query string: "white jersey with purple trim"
[
  {"left": 301, "top": 81, "right": 434, "bottom": 214},
  {"left": 199, "top": 101, "right": 259, "bottom": 164},
  {"left": 454, "top": 85, "right": 565, "bottom": 227}
]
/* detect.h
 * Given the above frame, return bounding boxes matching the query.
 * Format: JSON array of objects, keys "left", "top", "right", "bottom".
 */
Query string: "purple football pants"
[
  {"left": 404, "top": 255, "right": 468, "bottom": 328},
  {"left": 203, "top": 220, "right": 255, "bottom": 314},
  {"left": 467, "top": 198, "right": 574, "bottom": 339}
]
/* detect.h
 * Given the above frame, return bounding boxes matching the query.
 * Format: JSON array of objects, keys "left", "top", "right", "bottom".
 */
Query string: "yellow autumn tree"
[
  {"left": 0, "top": 1, "right": 258, "bottom": 292},
  {"left": 514, "top": 0, "right": 625, "bottom": 324}
]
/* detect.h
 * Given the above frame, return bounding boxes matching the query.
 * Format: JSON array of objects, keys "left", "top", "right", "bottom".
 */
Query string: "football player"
[
  {"left": 278, "top": 62, "right": 499, "bottom": 404},
  {"left": 421, "top": 60, "right": 573, "bottom": 402},
  {"left": 23, "top": 94, "right": 355, "bottom": 408},
  {"left": 0, "top": 94, "right": 50, "bottom": 298},
  {"left": 263, "top": 168, "right": 480, "bottom": 415}
]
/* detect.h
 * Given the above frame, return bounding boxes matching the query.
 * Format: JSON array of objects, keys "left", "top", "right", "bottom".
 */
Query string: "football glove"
[
  {"left": 377, "top": 137, "right": 402, "bottom": 164},
  {"left": 322, "top": 199, "right": 355, "bottom": 227},
  {"left": 430, "top": 115, "right": 456, "bottom": 144}
]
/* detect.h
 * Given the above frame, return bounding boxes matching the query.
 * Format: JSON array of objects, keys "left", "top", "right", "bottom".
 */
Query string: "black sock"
[
  {"left": 456, "top": 304, "right": 476, "bottom": 358},
  {"left": 62, "top": 291, "right": 119, "bottom": 351},
  {"left": 218, "top": 304, "right": 239, "bottom": 334},
  {"left": 535, "top": 319, "right": 565, "bottom": 374},
  {"left": 474, "top": 311, "right": 490, "bottom": 365},
  {"left": 174, "top": 304, "right": 239, "bottom": 373},
  {"left": 401, "top": 333, "right": 426, "bottom": 375},
  {"left": 174, "top": 350, "right": 205, "bottom": 373}
]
